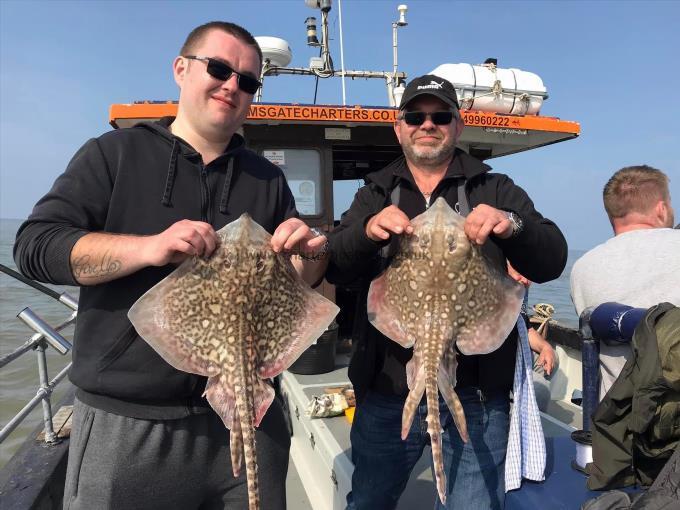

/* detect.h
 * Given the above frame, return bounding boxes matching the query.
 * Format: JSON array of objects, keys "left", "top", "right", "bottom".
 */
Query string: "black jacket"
[
  {"left": 327, "top": 149, "right": 568, "bottom": 401},
  {"left": 13, "top": 118, "right": 296, "bottom": 418}
]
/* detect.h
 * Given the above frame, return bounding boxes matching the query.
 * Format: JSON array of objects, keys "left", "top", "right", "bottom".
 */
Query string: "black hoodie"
[
  {"left": 327, "top": 149, "right": 568, "bottom": 401},
  {"left": 13, "top": 118, "right": 297, "bottom": 418}
]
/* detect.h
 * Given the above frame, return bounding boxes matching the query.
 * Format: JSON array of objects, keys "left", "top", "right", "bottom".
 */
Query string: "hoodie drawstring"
[
  {"left": 161, "top": 139, "right": 179, "bottom": 207},
  {"left": 219, "top": 157, "right": 235, "bottom": 214}
]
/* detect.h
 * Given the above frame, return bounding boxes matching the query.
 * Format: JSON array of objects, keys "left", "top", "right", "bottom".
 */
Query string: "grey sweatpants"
[{"left": 63, "top": 396, "right": 290, "bottom": 510}]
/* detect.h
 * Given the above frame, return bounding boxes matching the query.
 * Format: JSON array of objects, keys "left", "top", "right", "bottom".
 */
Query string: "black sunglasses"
[
  {"left": 402, "top": 111, "right": 455, "bottom": 126},
  {"left": 183, "top": 55, "right": 262, "bottom": 95}
]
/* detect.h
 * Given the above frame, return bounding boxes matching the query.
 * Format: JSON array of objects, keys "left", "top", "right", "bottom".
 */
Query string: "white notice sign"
[
  {"left": 325, "top": 127, "right": 351, "bottom": 140},
  {"left": 288, "top": 180, "right": 316, "bottom": 215},
  {"left": 263, "top": 150, "right": 286, "bottom": 166}
]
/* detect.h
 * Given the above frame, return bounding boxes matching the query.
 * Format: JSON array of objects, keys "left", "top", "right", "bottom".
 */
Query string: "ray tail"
[
  {"left": 426, "top": 355, "right": 447, "bottom": 505},
  {"left": 232, "top": 314, "right": 260, "bottom": 510}
]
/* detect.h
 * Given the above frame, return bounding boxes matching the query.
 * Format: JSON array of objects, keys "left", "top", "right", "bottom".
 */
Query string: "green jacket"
[{"left": 587, "top": 303, "right": 680, "bottom": 490}]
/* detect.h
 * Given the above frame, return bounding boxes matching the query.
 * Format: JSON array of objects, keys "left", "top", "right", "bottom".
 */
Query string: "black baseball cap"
[{"left": 399, "top": 74, "right": 460, "bottom": 111}]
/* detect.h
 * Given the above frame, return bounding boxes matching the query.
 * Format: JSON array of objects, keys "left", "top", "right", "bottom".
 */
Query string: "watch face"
[
  {"left": 510, "top": 212, "right": 523, "bottom": 235},
  {"left": 505, "top": 212, "right": 520, "bottom": 235}
]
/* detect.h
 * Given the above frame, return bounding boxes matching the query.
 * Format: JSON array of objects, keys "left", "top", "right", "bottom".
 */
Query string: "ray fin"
[
  {"left": 128, "top": 264, "right": 219, "bottom": 377},
  {"left": 367, "top": 271, "right": 414, "bottom": 348},
  {"left": 205, "top": 372, "right": 275, "bottom": 430},
  {"left": 402, "top": 356, "right": 426, "bottom": 439},
  {"left": 438, "top": 346, "right": 468, "bottom": 443},
  {"left": 256, "top": 282, "right": 339, "bottom": 379},
  {"left": 456, "top": 273, "right": 525, "bottom": 355}
]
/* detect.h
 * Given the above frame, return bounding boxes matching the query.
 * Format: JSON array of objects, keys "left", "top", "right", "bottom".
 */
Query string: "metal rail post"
[
  {"left": 35, "top": 341, "right": 58, "bottom": 443},
  {"left": 578, "top": 308, "right": 599, "bottom": 432}
]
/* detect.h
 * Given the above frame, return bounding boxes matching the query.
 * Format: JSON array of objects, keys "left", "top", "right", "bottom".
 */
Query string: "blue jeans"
[{"left": 346, "top": 388, "right": 510, "bottom": 510}]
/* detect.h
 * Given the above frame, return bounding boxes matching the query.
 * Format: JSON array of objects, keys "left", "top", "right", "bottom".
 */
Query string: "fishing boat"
[{"left": 4, "top": 2, "right": 634, "bottom": 509}]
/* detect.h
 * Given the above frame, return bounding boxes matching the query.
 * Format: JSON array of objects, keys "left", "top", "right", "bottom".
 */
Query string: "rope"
[
  {"left": 458, "top": 62, "right": 535, "bottom": 113},
  {"left": 492, "top": 80, "right": 503, "bottom": 98},
  {"left": 530, "top": 302, "right": 555, "bottom": 337},
  {"left": 489, "top": 63, "right": 503, "bottom": 99},
  {"left": 517, "top": 93, "right": 530, "bottom": 115}
]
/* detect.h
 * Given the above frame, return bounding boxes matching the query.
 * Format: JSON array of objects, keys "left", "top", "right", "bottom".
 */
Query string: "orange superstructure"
[{"left": 110, "top": 100, "right": 579, "bottom": 135}]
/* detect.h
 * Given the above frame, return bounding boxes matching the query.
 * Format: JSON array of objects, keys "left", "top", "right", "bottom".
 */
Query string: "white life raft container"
[{"left": 430, "top": 63, "right": 547, "bottom": 115}]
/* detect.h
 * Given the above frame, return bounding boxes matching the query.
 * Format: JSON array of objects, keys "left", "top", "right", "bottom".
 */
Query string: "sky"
[{"left": 1, "top": 0, "right": 679, "bottom": 251}]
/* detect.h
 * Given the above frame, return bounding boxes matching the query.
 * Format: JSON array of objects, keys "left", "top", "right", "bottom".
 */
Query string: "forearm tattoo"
[{"left": 71, "top": 252, "right": 122, "bottom": 280}]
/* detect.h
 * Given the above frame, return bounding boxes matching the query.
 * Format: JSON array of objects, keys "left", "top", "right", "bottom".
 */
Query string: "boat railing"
[{"left": 0, "top": 263, "right": 78, "bottom": 445}]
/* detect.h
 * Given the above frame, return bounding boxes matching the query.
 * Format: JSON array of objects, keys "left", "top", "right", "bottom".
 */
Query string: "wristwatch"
[
  {"left": 505, "top": 211, "right": 524, "bottom": 237},
  {"left": 298, "top": 227, "right": 329, "bottom": 261}
]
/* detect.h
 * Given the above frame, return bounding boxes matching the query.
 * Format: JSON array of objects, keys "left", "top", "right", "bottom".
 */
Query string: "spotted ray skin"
[
  {"left": 128, "top": 214, "right": 339, "bottom": 510},
  {"left": 367, "top": 198, "right": 524, "bottom": 504}
]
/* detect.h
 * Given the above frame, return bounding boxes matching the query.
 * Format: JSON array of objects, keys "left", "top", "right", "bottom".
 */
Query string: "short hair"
[
  {"left": 180, "top": 21, "right": 262, "bottom": 67},
  {"left": 603, "top": 165, "right": 670, "bottom": 219}
]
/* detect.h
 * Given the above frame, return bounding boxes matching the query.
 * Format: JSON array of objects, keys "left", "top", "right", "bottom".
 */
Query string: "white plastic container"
[{"left": 430, "top": 63, "right": 547, "bottom": 115}]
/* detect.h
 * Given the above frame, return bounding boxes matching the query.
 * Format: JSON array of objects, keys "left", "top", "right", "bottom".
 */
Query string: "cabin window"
[{"left": 262, "top": 149, "right": 322, "bottom": 216}]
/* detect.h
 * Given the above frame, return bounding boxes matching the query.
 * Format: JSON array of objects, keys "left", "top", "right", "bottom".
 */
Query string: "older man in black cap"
[{"left": 327, "top": 75, "right": 567, "bottom": 509}]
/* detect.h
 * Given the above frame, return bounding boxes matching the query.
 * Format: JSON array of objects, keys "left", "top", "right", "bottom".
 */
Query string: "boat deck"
[
  {"left": 280, "top": 356, "right": 584, "bottom": 510},
  {"left": 3, "top": 349, "right": 645, "bottom": 510}
]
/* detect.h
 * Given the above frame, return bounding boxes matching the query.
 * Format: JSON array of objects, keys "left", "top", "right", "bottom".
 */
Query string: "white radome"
[{"left": 255, "top": 36, "right": 293, "bottom": 68}]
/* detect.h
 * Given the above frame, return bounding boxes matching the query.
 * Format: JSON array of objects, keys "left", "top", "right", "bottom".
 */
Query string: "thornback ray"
[
  {"left": 128, "top": 213, "right": 339, "bottom": 510},
  {"left": 366, "top": 197, "right": 524, "bottom": 504}
]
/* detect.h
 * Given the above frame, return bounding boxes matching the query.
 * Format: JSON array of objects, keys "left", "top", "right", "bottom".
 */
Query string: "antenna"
[
  {"left": 305, "top": 17, "right": 320, "bottom": 46},
  {"left": 338, "top": 0, "right": 346, "bottom": 105},
  {"left": 255, "top": 1, "right": 408, "bottom": 105},
  {"left": 390, "top": 4, "right": 408, "bottom": 107},
  {"left": 397, "top": 4, "right": 408, "bottom": 26}
]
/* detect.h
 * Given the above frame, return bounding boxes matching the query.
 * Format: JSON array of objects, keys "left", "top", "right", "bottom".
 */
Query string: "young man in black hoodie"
[
  {"left": 327, "top": 75, "right": 567, "bottom": 509},
  {"left": 14, "top": 21, "right": 327, "bottom": 510}
]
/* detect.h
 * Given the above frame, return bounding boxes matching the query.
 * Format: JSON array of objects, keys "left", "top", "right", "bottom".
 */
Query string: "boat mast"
[{"left": 256, "top": 1, "right": 408, "bottom": 107}]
